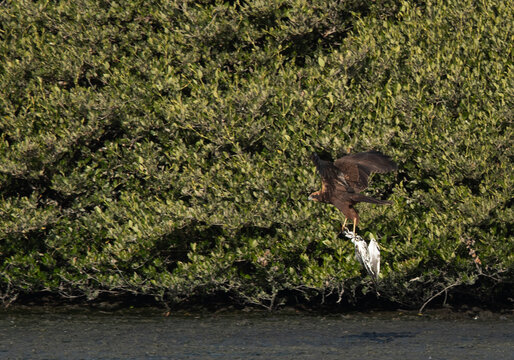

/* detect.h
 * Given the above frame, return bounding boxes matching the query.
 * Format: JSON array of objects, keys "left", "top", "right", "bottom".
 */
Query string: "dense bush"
[{"left": 1, "top": 0, "right": 512, "bottom": 310}]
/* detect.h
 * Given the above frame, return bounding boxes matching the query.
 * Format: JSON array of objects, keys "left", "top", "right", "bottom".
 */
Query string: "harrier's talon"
[
  {"left": 343, "top": 220, "right": 357, "bottom": 238},
  {"left": 341, "top": 218, "right": 348, "bottom": 232}
]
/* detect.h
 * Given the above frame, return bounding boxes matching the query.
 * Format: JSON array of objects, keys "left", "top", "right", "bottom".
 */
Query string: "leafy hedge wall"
[{"left": 1, "top": 0, "right": 512, "bottom": 309}]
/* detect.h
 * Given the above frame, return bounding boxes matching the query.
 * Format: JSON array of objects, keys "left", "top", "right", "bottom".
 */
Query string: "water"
[{"left": 1, "top": 308, "right": 512, "bottom": 359}]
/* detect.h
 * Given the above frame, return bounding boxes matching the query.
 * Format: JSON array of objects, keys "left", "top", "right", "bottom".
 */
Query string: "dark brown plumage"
[{"left": 309, "top": 151, "right": 397, "bottom": 234}]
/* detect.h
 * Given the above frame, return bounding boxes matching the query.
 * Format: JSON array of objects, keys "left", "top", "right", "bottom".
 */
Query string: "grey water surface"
[{"left": 1, "top": 308, "right": 512, "bottom": 359}]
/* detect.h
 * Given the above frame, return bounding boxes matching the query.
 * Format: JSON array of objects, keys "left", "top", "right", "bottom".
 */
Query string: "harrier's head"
[{"left": 308, "top": 191, "right": 321, "bottom": 202}]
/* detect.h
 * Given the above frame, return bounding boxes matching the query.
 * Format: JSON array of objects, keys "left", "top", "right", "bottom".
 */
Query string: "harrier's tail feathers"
[{"left": 350, "top": 193, "right": 392, "bottom": 205}]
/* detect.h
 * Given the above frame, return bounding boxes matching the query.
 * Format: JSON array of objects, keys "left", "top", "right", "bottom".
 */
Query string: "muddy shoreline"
[
  {"left": 3, "top": 291, "right": 513, "bottom": 321},
  {"left": 2, "top": 306, "right": 513, "bottom": 360}
]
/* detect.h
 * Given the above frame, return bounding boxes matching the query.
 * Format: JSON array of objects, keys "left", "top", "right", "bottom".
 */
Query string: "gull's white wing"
[
  {"left": 346, "top": 230, "right": 380, "bottom": 287},
  {"left": 353, "top": 237, "right": 369, "bottom": 267},
  {"left": 348, "top": 232, "right": 372, "bottom": 275},
  {"left": 368, "top": 236, "right": 380, "bottom": 282}
]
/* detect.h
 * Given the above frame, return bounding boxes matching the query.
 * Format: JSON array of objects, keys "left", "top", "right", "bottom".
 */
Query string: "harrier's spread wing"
[
  {"left": 311, "top": 153, "right": 353, "bottom": 199},
  {"left": 333, "top": 151, "right": 397, "bottom": 192}
]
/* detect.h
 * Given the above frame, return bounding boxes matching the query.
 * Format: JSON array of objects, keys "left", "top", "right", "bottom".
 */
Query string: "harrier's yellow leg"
[
  {"left": 352, "top": 221, "right": 356, "bottom": 234},
  {"left": 342, "top": 217, "right": 348, "bottom": 231}
]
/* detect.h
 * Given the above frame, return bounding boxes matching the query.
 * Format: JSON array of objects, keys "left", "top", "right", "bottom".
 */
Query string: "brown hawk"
[{"left": 309, "top": 151, "right": 397, "bottom": 234}]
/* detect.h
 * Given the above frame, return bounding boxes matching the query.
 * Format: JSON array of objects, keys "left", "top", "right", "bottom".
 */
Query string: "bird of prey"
[{"left": 309, "top": 151, "right": 397, "bottom": 235}]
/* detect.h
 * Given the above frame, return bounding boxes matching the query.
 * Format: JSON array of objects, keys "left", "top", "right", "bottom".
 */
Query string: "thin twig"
[{"left": 418, "top": 283, "right": 460, "bottom": 314}]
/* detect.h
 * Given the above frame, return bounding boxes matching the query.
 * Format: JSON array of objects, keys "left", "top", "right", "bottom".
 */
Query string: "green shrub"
[{"left": 1, "top": 0, "right": 512, "bottom": 309}]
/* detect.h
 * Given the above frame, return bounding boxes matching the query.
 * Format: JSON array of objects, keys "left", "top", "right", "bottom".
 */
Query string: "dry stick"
[{"left": 418, "top": 282, "right": 460, "bottom": 314}]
